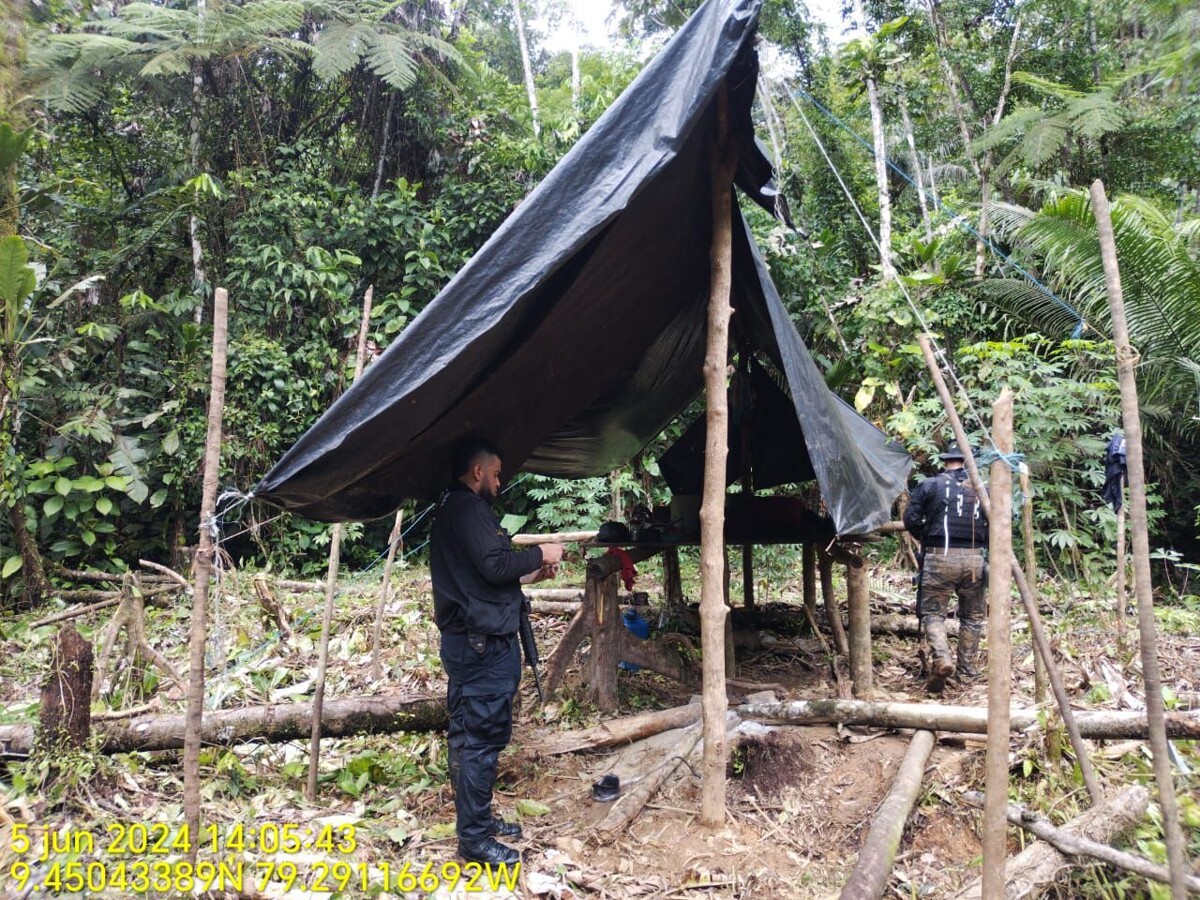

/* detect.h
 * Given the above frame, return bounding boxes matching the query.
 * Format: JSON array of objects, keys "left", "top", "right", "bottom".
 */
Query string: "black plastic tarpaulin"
[{"left": 254, "top": 0, "right": 912, "bottom": 535}]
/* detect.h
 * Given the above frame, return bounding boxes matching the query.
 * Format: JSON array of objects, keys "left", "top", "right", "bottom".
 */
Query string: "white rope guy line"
[{"left": 776, "top": 77, "right": 1001, "bottom": 455}]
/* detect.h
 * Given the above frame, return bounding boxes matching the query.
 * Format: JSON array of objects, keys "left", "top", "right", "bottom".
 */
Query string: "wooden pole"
[
  {"left": 370, "top": 508, "right": 404, "bottom": 680},
  {"left": 916, "top": 333, "right": 1102, "bottom": 804},
  {"left": 820, "top": 551, "right": 849, "bottom": 656},
  {"left": 183, "top": 285, "right": 228, "bottom": 862},
  {"left": 739, "top": 354, "right": 755, "bottom": 614},
  {"left": 1091, "top": 180, "right": 1187, "bottom": 899},
  {"left": 983, "top": 387, "right": 1014, "bottom": 897},
  {"left": 847, "top": 560, "right": 871, "bottom": 697},
  {"left": 802, "top": 544, "right": 819, "bottom": 632},
  {"left": 699, "top": 82, "right": 738, "bottom": 826},
  {"left": 839, "top": 730, "right": 935, "bottom": 899},
  {"left": 307, "top": 286, "right": 373, "bottom": 801},
  {"left": 1019, "top": 464, "right": 1047, "bottom": 702}
]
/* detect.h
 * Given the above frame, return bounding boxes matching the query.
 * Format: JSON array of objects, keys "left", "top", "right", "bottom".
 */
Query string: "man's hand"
[
  {"left": 520, "top": 563, "right": 558, "bottom": 585},
  {"left": 539, "top": 542, "right": 565, "bottom": 566}
]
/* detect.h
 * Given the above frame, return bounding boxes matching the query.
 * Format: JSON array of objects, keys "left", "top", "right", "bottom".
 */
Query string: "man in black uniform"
[
  {"left": 902, "top": 442, "right": 989, "bottom": 693},
  {"left": 430, "top": 438, "right": 564, "bottom": 866}
]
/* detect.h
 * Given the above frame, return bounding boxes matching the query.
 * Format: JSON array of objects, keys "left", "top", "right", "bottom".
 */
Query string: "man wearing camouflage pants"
[{"left": 903, "top": 442, "right": 989, "bottom": 693}]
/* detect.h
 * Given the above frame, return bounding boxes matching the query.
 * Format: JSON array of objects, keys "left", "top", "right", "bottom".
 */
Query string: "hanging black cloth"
[{"left": 1100, "top": 432, "right": 1127, "bottom": 512}]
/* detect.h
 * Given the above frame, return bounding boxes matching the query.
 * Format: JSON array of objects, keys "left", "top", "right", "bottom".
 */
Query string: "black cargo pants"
[{"left": 440, "top": 631, "right": 522, "bottom": 844}]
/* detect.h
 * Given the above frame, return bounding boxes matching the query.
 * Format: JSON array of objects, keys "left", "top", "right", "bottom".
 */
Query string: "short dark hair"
[{"left": 452, "top": 437, "right": 504, "bottom": 479}]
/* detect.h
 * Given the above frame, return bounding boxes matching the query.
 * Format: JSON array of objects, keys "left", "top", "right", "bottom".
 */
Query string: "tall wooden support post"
[
  {"left": 847, "top": 560, "right": 871, "bottom": 697},
  {"left": 738, "top": 355, "right": 755, "bottom": 615},
  {"left": 585, "top": 570, "right": 622, "bottom": 712},
  {"left": 699, "top": 83, "right": 737, "bottom": 826},
  {"left": 1091, "top": 180, "right": 1188, "bottom": 898},
  {"left": 662, "top": 547, "right": 683, "bottom": 624},
  {"left": 917, "top": 332, "right": 1102, "bottom": 805},
  {"left": 183, "top": 286, "right": 229, "bottom": 862},
  {"left": 307, "top": 287, "right": 374, "bottom": 801},
  {"left": 820, "top": 551, "right": 849, "bottom": 656},
  {"left": 983, "top": 388, "right": 1014, "bottom": 897},
  {"left": 1019, "top": 465, "right": 1046, "bottom": 703}
]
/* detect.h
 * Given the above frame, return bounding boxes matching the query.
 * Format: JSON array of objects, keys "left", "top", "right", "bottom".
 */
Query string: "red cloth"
[{"left": 604, "top": 547, "right": 637, "bottom": 591}]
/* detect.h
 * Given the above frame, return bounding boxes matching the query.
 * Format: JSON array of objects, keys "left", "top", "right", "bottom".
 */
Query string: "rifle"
[{"left": 518, "top": 595, "right": 544, "bottom": 703}]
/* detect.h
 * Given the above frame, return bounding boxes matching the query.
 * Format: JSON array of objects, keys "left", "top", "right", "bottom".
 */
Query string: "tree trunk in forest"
[
  {"left": 700, "top": 83, "right": 738, "bottom": 826},
  {"left": 1019, "top": 465, "right": 1046, "bottom": 702},
  {"left": 183, "top": 286, "right": 228, "bottom": 861},
  {"left": 1091, "top": 180, "right": 1188, "bottom": 900},
  {"left": 839, "top": 730, "right": 935, "bottom": 899},
  {"left": 802, "top": 544, "right": 818, "bottom": 629},
  {"left": 899, "top": 95, "right": 932, "bottom": 241},
  {"left": 189, "top": 58, "right": 207, "bottom": 326},
  {"left": 853, "top": 0, "right": 893, "bottom": 279},
  {"left": 0, "top": 0, "right": 23, "bottom": 240},
  {"left": 1, "top": 696, "right": 448, "bottom": 757},
  {"left": 371, "top": 507, "right": 404, "bottom": 680},
  {"left": 512, "top": 0, "right": 541, "bottom": 138},
  {"left": 737, "top": 698, "right": 1200, "bottom": 740},
  {"left": 34, "top": 625, "right": 94, "bottom": 761},
  {"left": 954, "top": 785, "right": 1150, "bottom": 900},
  {"left": 983, "top": 388, "right": 1014, "bottom": 896}
]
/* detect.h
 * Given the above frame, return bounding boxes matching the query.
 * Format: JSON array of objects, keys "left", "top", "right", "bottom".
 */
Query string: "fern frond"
[{"left": 364, "top": 32, "right": 419, "bottom": 90}]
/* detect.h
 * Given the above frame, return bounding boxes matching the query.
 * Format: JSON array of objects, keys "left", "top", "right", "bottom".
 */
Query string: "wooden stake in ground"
[
  {"left": 983, "top": 387, "right": 1014, "bottom": 897},
  {"left": 370, "top": 507, "right": 404, "bottom": 680},
  {"left": 1091, "top": 180, "right": 1188, "bottom": 899},
  {"left": 916, "top": 332, "right": 1102, "bottom": 805},
  {"left": 839, "top": 729, "right": 935, "bottom": 899},
  {"left": 847, "top": 560, "right": 871, "bottom": 697},
  {"left": 1019, "top": 464, "right": 1046, "bottom": 702},
  {"left": 1115, "top": 471, "right": 1127, "bottom": 637},
  {"left": 307, "top": 286, "right": 374, "bottom": 802},
  {"left": 183, "top": 285, "right": 229, "bottom": 862},
  {"left": 820, "top": 551, "right": 849, "bottom": 656},
  {"left": 698, "top": 82, "right": 738, "bottom": 827}
]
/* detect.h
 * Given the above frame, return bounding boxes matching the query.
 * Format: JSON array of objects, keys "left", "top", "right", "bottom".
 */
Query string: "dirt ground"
[{"left": 2, "top": 563, "right": 1198, "bottom": 900}]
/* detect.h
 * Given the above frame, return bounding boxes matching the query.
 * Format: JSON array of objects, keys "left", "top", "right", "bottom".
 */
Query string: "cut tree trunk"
[
  {"left": 954, "top": 785, "right": 1150, "bottom": 899},
  {"left": 839, "top": 730, "right": 935, "bottom": 899},
  {"left": 35, "top": 624, "right": 94, "bottom": 759},
  {"left": 983, "top": 388, "right": 1015, "bottom": 895},
  {"left": 699, "top": 80, "right": 739, "bottom": 826},
  {"left": 737, "top": 698, "right": 1200, "bottom": 740},
  {"left": 183, "top": 285, "right": 228, "bottom": 860},
  {"left": 0, "top": 695, "right": 447, "bottom": 757},
  {"left": 1092, "top": 180, "right": 1188, "bottom": 899}
]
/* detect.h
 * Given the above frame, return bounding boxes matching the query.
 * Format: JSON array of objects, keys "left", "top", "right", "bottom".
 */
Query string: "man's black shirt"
[{"left": 430, "top": 481, "right": 544, "bottom": 636}]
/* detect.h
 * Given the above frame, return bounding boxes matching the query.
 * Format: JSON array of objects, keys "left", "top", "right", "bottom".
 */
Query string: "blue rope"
[
  {"left": 787, "top": 85, "right": 1086, "bottom": 336},
  {"left": 975, "top": 449, "right": 1026, "bottom": 470}
]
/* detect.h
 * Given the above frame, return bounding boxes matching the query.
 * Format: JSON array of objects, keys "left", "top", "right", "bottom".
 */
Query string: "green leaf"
[
  {"left": 43, "top": 496, "right": 65, "bottom": 516},
  {"left": 81, "top": 530, "right": 97, "bottom": 547},
  {"left": 424, "top": 822, "right": 457, "bottom": 839},
  {"left": 55, "top": 477, "right": 73, "bottom": 496},
  {"left": 514, "top": 798, "right": 551, "bottom": 817},
  {"left": 149, "top": 489, "right": 168, "bottom": 508},
  {"left": 0, "top": 235, "right": 35, "bottom": 306},
  {"left": 1, "top": 556, "right": 22, "bottom": 579},
  {"left": 74, "top": 476, "right": 107, "bottom": 492},
  {"left": 96, "top": 497, "right": 114, "bottom": 515},
  {"left": 162, "top": 430, "right": 180, "bottom": 456},
  {"left": 105, "top": 475, "right": 128, "bottom": 491}
]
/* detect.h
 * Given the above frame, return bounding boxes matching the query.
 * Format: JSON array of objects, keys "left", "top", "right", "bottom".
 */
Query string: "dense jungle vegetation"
[{"left": 1, "top": 0, "right": 1198, "bottom": 603}]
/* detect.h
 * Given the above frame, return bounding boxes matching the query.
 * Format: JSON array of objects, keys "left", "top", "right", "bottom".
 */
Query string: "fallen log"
[
  {"left": 738, "top": 699, "right": 1200, "bottom": 740},
  {"left": 961, "top": 790, "right": 1200, "bottom": 893},
  {"left": 0, "top": 695, "right": 447, "bottom": 757},
  {"left": 593, "top": 721, "right": 704, "bottom": 839},
  {"left": 954, "top": 785, "right": 1150, "bottom": 899},
  {"left": 530, "top": 600, "right": 588, "bottom": 615},
  {"left": 840, "top": 730, "right": 936, "bottom": 899},
  {"left": 535, "top": 701, "right": 703, "bottom": 755},
  {"left": 512, "top": 530, "right": 599, "bottom": 545},
  {"left": 525, "top": 588, "right": 647, "bottom": 604}
]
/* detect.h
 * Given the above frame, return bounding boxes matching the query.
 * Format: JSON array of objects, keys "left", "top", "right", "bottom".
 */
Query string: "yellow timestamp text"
[{"left": 4, "top": 858, "right": 522, "bottom": 895}]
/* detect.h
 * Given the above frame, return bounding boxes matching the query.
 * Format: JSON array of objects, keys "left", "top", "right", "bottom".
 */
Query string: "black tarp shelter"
[{"left": 255, "top": 0, "right": 911, "bottom": 535}]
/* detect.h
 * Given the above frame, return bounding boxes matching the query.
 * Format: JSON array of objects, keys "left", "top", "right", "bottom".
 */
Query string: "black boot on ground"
[
  {"left": 490, "top": 818, "right": 522, "bottom": 839},
  {"left": 459, "top": 837, "right": 520, "bottom": 866}
]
